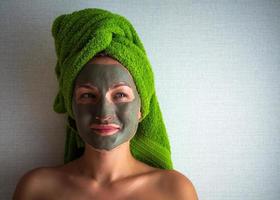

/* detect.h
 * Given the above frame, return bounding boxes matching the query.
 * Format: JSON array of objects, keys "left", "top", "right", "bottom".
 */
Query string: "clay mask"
[{"left": 72, "top": 63, "right": 141, "bottom": 151}]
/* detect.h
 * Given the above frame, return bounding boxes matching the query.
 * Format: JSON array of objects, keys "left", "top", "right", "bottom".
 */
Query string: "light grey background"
[{"left": 1, "top": 0, "right": 279, "bottom": 199}]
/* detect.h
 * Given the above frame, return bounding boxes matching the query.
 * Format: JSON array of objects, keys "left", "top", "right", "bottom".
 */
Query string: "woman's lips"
[{"left": 89, "top": 124, "right": 121, "bottom": 136}]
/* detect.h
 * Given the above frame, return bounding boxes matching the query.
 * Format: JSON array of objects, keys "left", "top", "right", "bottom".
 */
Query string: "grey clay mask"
[{"left": 72, "top": 63, "right": 141, "bottom": 151}]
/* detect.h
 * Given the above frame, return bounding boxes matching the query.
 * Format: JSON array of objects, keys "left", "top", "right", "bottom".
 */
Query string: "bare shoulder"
[
  {"left": 13, "top": 166, "right": 61, "bottom": 200},
  {"left": 155, "top": 169, "right": 198, "bottom": 200}
]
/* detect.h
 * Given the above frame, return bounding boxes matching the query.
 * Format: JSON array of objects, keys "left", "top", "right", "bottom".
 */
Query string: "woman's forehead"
[
  {"left": 75, "top": 63, "right": 137, "bottom": 91},
  {"left": 87, "top": 55, "right": 132, "bottom": 76}
]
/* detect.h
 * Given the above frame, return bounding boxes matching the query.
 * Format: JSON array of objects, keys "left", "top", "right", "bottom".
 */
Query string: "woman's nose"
[{"left": 95, "top": 98, "right": 116, "bottom": 123}]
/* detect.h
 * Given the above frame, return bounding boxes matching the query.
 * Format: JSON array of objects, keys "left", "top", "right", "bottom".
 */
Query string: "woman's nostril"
[{"left": 95, "top": 115, "right": 115, "bottom": 121}]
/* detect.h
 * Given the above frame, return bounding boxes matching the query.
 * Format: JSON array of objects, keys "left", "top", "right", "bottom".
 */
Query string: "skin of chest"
[{"left": 36, "top": 169, "right": 172, "bottom": 200}]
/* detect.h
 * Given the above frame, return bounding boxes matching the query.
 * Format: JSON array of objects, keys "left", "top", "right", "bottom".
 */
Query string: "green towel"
[{"left": 51, "top": 8, "right": 173, "bottom": 169}]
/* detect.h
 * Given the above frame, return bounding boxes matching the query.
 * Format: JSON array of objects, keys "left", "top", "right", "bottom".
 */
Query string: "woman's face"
[{"left": 72, "top": 56, "right": 141, "bottom": 151}]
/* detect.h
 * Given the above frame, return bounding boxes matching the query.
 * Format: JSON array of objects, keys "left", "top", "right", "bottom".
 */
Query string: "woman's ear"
[{"left": 137, "top": 110, "right": 142, "bottom": 120}]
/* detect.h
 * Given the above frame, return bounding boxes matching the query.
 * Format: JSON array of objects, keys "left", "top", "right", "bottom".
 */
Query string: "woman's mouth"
[{"left": 89, "top": 124, "right": 121, "bottom": 136}]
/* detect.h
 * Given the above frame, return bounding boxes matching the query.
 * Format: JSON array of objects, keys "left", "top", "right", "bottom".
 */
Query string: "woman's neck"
[{"left": 77, "top": 141, "right": 139, "bottom": 184}]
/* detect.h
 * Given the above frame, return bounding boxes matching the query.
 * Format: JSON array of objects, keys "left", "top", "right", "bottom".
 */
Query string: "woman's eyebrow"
[
  {"left": 76, "top": 82, "right": 131, "bottom": 90},
  {"left": 110, "top": 82, "right": 131, "bottom": 89},
  {"left": 76, "top": 84, "right": 98, "bottom": 90}
]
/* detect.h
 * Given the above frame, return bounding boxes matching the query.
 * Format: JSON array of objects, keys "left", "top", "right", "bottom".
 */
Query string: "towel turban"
[{"left": 51, "top": 8, "right": 173, "bottom": 169}]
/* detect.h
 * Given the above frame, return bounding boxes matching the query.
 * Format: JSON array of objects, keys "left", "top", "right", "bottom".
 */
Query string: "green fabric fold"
[{"left": 51, "top": 8, "right": 173, "bottom": 169}]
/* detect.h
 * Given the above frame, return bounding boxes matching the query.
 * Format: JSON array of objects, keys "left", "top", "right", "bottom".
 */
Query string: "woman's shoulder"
[
  {"left": 13, "top": 166, "right": 65, "bottom": 200},
  {"left": 132, "top": 160, "right": 198, "bottom": 199},
  {"left": 15, "top": 165, "right": 66, "bottom": 183},
  {"left": 152, "top": 169, "right": 198, "bottom": 200}
]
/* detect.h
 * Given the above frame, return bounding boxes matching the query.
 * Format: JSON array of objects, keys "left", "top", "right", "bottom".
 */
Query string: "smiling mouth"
[{"left": 89, "top": 124, "right": 121, "bottom": 136}]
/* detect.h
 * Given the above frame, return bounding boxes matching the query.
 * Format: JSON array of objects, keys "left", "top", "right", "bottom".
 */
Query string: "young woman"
[{"left": 13, "top": 8, "right": 198, "bottom": 200}]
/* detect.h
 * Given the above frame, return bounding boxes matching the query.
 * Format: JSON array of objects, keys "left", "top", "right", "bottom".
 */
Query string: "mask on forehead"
[{"left": 72, "top": 62, "right": 141, "bottom": 150}]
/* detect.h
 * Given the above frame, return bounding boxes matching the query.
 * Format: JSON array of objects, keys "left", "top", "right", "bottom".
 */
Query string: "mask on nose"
[{"left": 72, "top": 63, "right": 141, "bottom": 151}]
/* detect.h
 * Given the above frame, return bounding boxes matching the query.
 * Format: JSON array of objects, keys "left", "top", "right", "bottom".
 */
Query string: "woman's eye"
[
  {"left": 114, "top": 92, "right": 128, "bottom": 99},
  {"left": 80, "top": 93, "right": 96, "bottom": 99}
]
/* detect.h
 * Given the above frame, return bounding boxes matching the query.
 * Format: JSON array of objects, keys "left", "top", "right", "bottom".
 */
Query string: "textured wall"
[{"left": 1, "top": 1, "right": 279, "bottom": 199}]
